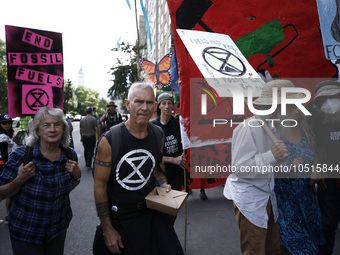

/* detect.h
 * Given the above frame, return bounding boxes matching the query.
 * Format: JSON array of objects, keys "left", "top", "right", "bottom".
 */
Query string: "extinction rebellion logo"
[
  {"left": 199, "top": 47, "right": 312, "bottom": 128},
  {"left": 201, "top": 85, "right": 312, "bottom": 128}
]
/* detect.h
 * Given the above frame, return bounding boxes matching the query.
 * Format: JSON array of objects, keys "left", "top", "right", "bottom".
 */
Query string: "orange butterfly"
[{"left": 138, "top": 52, "right": 173, "bottom": 87}]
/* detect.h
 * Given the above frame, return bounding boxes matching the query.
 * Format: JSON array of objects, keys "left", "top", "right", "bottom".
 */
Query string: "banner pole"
[
  {"left": 183, "top": 151, "right": 187, "bottom": 253},
  {"left": 254, "top": 115, "right": 288, "bottom": 158}
]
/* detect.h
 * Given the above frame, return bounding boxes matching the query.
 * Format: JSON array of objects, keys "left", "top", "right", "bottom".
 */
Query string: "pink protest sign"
[
  {"left": 8, "top": 53, "right": 63, "bottom": 66},
  {"left": 16, "top": 68, "right": 63, "bottom": 88},
  {"left": 5, "top": 25, "right": 63, "bottom": 117},
  {"left": 22, "top": 29, "right": 53, "bottom": 51},
  {"left": 22, "top": 85, "right": 53, "bottom": 114}
]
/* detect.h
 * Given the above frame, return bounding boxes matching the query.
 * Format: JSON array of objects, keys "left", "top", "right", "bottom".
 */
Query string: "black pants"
[
  {"left": 318, "top": 179, "right": 340, "bottom": 255},
  {"left": 82, "top": 135, "right": 96, "bottom": 167},
  {"left": 93, "top": 208, "right": 184, "bottom": 255},
  {"left": 10, "top": 232, "right": 67, "bottom": 255}
]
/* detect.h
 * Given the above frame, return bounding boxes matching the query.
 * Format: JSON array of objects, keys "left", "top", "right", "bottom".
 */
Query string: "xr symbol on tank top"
[{"left": 116, "top": 149, "right": 155, "bottom": 191}]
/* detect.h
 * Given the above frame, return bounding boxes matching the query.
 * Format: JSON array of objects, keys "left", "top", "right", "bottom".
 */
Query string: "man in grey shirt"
[{"left": 80, "top": 107, "right": 100, "bottom": 170}]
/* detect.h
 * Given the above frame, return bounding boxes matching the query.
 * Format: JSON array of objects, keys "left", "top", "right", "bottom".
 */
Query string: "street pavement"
[{"left": 1, "top": 122, "right": 340, "bottom": 254}]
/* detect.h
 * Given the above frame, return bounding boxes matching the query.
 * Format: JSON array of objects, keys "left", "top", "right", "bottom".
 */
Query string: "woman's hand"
[
  {"left": 66, "top": 160, "right": 81, "bottom": 180},
  {"left": 16, "top": 162, "right": 35, "bottom": 184},
  {"left": 0, "top": 162, "right": 35, "bottom": 200},
  {"left": 290, "top": 157, "right": 304, "bottom": 167}
]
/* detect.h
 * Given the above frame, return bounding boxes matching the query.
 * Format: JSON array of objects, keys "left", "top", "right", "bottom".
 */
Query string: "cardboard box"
[{"left": 146, "top": 187, "right": 188, "bottom": 216}]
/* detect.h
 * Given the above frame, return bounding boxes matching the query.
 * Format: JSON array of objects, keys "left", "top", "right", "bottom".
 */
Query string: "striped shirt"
[{"left": 0, "top": 144, "right": 77, "bottom": 244}]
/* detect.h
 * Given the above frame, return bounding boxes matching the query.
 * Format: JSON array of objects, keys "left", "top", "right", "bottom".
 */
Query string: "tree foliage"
[
  {"left": 98, "top": 98, "right": 108, "bottom": 115},
  {"left": 108, "top": 41, "right": 141, "bottom": 112},
  {"left": 74, "top": 85, "right": 100, "bottom": 115},
  {"left": 63, "top": 80, "right": 108, "bottom": 115},
  {"left": 0, "top": 39, "right": 8, "bottom": 113},
  {"left": 63, "top": 79, "right": 76, "bottom": 113}
]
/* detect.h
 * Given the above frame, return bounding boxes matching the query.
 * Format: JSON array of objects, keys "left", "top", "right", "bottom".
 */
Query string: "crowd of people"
[
  {"left": 224, "top": 79, "right": 340, "bottom": 255},
  {"left": 0, "top": 79, "right": 339, "bottom": 254}
]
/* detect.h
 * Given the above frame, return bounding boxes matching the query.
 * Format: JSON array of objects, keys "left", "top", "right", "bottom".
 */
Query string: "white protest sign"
[
  {"left": 316, "top": 0, "right": 340, "bottom": 60},
  {"left": 177, "top": 29, "right": 264, "bottom": 97}
]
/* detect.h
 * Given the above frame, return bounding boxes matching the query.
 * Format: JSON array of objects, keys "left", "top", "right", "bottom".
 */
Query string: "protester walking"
[
  {"left": 0, "top": 114, "right": 15, "bottom": 225},
  {"left": 80, "top": 107, "right": 100, "bottom": 170},
  {"left": 310, "top": 79, "right": 340, "bottom": 255},
  {"left": 274, "top": 103, "right": 324, "bottom": 254},
  {"left": 100, "top": 101, "right": 122, "bottom": 132},
  {"left": 223, "top": 79, "right": 291, "bottom": 254},
  {"left": 0, "top": 107, "right": 81, "bottom": 255},
  {"left": 93, "top": 82, "right": 184, "bottom": 255}
]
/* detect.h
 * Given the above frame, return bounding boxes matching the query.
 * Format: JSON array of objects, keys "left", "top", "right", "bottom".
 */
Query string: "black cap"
[{"left": 0, "top": 114, "right": 12, "bottom": 122}]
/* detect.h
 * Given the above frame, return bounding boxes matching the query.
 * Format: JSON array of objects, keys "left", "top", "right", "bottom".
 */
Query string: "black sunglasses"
[{"left": 1, "top": 121, "right": 13, "bottom": 125}]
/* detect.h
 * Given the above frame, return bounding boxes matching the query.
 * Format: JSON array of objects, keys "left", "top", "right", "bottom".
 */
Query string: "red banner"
[{"left": 167, "top": 0, "right": 337, "bottom": 189}]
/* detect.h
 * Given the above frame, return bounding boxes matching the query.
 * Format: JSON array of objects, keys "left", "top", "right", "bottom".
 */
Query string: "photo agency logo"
[{"left": 199, "top": 78, "right": 312, "bottom": 128}]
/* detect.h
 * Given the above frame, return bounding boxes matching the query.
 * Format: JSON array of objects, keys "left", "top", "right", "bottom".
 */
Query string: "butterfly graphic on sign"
[{"left": 138, "top": 52, "right": 173, "bottom": 87}]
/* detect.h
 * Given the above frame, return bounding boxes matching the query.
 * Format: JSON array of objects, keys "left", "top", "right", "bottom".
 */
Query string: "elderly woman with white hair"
[{"left": 0, "top": 107, "right": 81, "bottom": 255}]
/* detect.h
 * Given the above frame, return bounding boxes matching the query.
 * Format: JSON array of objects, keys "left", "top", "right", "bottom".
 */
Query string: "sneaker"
[
  {"left": 0, "top": 219, "right": 3, "bottom": 225},
  {"left": 200, "top": 189, "right": 208, "bottom": 200},
  {"left": 86, "top": 166, "right": 92, "bottom": 171}
]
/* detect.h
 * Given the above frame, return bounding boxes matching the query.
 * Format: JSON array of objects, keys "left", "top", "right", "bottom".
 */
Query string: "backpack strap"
[
  {"left": 105, "top": 113, "right": 110, "bottom": 131},
  {"left": 7, "top": 145, "right": 33, "bottom": 212},
  {"left": 148, "top": 122, "right": 163, "bottom": 151},
  {"left": 64, "top": 146, "right": 73, "bottom": 161},
  {"left": 23, "top": 145, "right": 33, "bottom": 166},
  {"left": 109, "top": 123, "right": 123, "bottom": 170}
]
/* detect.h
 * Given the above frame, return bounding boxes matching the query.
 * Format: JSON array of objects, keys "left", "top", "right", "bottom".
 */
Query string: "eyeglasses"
[{"left": 1, "top": 121, "right": 13, "bottom": 125}]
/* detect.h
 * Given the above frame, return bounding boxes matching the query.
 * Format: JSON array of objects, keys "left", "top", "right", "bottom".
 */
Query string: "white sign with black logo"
[{"left": 177, "top": 29, "right": 264, "bottom": 96}]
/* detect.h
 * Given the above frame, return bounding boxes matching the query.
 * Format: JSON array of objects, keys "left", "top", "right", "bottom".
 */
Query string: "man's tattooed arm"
[
  {"left": 95, "top": 146, "right": 112, "bottom": 167},
  {"left": 95, "top": 159, "right": 112, "bottom": 167},
  {"left": 154, "top": 164, "right": 168, "bottom": 187},
  {"left": 95, "top": 201, "right": 110, "bottom": 220}
]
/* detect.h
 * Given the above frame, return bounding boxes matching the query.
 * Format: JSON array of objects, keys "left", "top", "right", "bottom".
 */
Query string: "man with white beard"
[{"left": 311, "top": 79, "right": 340, "bottom": 255}]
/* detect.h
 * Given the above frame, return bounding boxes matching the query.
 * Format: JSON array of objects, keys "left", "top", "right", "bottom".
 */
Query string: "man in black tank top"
[{"left": 93, "top": 82, "right": 184, "bottom": 255}]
